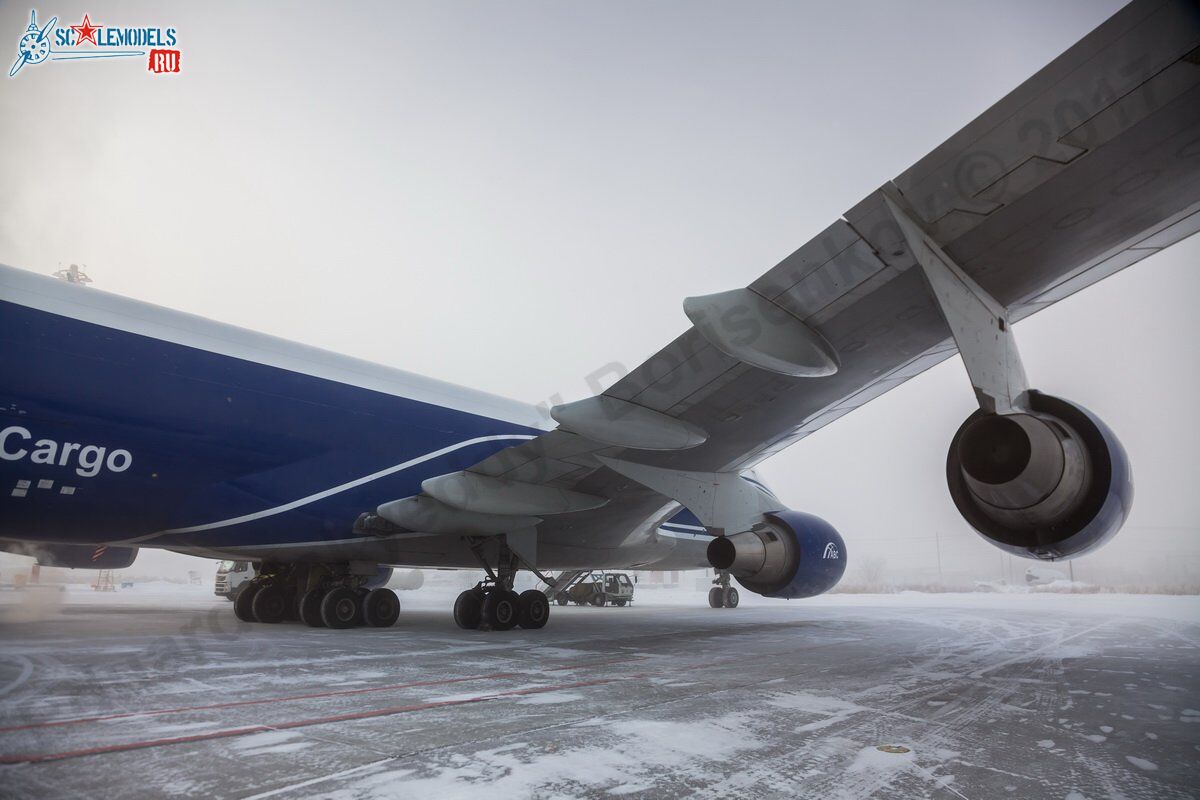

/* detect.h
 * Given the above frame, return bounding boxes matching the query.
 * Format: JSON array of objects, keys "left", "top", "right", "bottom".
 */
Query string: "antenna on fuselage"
[{"left": 52, "top": 264, "right": 93, "bottom": 285}]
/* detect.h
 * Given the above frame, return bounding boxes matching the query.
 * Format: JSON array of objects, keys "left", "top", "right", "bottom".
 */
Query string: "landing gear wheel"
[
  {"left": 364, "top": 588, "right": 401, "bottom": 628},
  {"left": 355, "top": 587, "right": 371, "bottom": 626},
  {"left": 298, "top": 588, "right": 327, "bottom": 627},
  {"left": 454, "top": 588, "right": 483, "bottom": 630},
  {"left": 556, "top": 595, "right": 569, "bottom": 606},
  {"left": 722, "top": 586, "right": 739, "bottom": 608},
  {"left": 321, "top": 586, "right": 362, "bottom": 629},
  {"left": 251, "top": 585, "right": 287, "bottom": 623},
  {"left": 481, "top": 590, "right": 519, "bottom": 631},
  {"left": 708, "top": 587, "right": 725, "bottom": 608},
  {"left": 234, "top": 583, "right": 261, "bottom": 622},
  {"left": 589, "top": 594, "right": 605, "bottom": 607},
  {"left": 517, "top": 589, "right": 549, "bottom": 629}
]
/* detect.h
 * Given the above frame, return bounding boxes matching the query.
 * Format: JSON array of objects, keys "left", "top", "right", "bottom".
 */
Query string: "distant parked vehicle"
[
  {"left": 558, "top": 572, "right": 635, "bottom": 607},
  {"left": 215, "top": 560, "right": 255, "bottom": 600},
  {"left": 1025, "top": 566, "right": 1068, "bottom": 586}
]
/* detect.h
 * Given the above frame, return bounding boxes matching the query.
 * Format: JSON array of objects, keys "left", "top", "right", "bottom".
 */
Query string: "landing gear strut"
[
  {"left": 709, "top": 570, "right": 739, "bottom": 609},
  {"left": 453, "top": 537, "right": 550, "bottom": 631}
]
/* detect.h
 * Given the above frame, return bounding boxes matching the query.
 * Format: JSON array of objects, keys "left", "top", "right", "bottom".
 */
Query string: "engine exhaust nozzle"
[{"left": 706, "top": 528, "right": 794, "bottom": 585}]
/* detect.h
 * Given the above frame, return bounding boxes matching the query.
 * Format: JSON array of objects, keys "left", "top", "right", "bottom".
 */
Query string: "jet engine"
[
  {"left": 364, "top": 566, "right": 394, "bottom": 590},
  {"left": 706, "top": 510, "right": 847, "bottom": 599},
  {"left": 946, "top": 391, "right": 1132, "bottom": 561}
]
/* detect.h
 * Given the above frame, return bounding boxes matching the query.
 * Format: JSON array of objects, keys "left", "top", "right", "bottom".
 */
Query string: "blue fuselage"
[{"left": 0, "top": 299, "right": 542, "bottom": 553}]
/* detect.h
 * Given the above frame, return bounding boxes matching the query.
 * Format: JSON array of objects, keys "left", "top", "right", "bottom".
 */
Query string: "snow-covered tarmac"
[{"left": 0, "top": 584, "right": 1196, "bottom": 799}]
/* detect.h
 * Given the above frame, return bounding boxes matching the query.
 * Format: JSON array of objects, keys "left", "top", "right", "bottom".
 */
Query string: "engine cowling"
[
  {"left": 947, "top": 391, "right": 1132, "bottom": 561},
  {"left": 364, "top": 566, "right": 394, "bottom": 590},
  {"left": 706, "top": 510, "right": 847, "bottom": 599}
]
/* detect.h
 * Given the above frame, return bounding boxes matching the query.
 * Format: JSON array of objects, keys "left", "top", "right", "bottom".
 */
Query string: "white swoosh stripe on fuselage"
[{"left": 158, "top": 434, "right": 537, "bottom": 535}]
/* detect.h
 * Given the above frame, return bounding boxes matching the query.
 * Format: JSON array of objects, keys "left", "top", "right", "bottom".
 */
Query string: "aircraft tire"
[
  {"left": 298, "top": 588, "right": 326, "bottom": 627},
  {"left": 516, "top": 589, "right": 549, "bottom": 629},
  {"left": 708, "top": 587, "right": 725, "bottom": 608},
  {"left": 364, "top": 588, "right": 401, "bottom": 628},
  {"left": 453, "top": 588, "right": 483, "bottom": 630},
  {"left": 321, "top": 586, "right": 362, "bottom": 629},
  {"left": 252, "top": 585, "right": 288, "bottom": 623},
  {"left": 722, "top": 587, "right": 740, "bottom": 608},
  {"left": 234, "top": 583, "right": 261, "bottom": 622},
  {"left": 481, "top": 590, "right": 519, "bottom": 631}
]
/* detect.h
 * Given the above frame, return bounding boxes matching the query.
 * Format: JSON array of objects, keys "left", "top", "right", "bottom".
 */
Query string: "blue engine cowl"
[
  {"left": 365, "top": 565, "right": 394, "bottom": 589},
  {"left": 707, "top": 510, "right": 847, "bottom": 599},
  {"left": 946, "top": 391, "right": 1133, "bottom": 561}
]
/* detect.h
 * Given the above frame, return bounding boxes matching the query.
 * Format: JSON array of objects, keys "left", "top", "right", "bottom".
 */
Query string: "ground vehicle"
[
  {"left": 558, "top": 572, "right": 635, "bottom": 607},
  {"left": 214, "top": 560, "right": 254, "bottom": 600}
]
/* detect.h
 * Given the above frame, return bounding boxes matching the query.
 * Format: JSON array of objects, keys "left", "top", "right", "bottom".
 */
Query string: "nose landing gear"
[{"left": 708, "top": 570, "right": 739, "bottom": 609}]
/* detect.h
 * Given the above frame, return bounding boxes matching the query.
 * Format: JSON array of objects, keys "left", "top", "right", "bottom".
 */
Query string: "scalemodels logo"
[{"left": 9, "top": 8, "right": 181, "bottom": 78}]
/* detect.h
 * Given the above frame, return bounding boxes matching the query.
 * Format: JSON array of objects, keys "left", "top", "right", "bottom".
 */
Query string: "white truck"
[{"left": 214, "top": 560, "right": 254, "bottom": 600}]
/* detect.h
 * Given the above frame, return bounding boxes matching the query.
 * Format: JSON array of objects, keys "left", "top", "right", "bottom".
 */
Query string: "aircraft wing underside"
[{"left": 381, "top": 0, "right": 1200, "bottom": 551}]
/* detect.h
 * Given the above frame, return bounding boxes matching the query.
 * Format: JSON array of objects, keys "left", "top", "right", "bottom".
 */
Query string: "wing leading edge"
[{"left": 389, "top": 0, "right": 1200, "bottom": 526}]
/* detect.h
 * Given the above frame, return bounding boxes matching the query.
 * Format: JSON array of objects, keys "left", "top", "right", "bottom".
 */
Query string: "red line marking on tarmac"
[
  {"left": 0, "top": 675, "right": 635, "bottom": 765},
  {"left": 0, "top": 657, "right": 640, "bottom": 735},
  {"left": 0, "top": 724, "right": 275, "bottom": 765}
]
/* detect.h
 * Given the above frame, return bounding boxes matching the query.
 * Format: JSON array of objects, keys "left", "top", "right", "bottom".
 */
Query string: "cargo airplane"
[{"left": 2, "top": 0, "right": 1197, "bottom": 631}]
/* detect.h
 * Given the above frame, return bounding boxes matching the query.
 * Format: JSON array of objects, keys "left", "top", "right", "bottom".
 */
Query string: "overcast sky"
[{"left": 2, "top": 0, "right": 1196, "bottom": 585}]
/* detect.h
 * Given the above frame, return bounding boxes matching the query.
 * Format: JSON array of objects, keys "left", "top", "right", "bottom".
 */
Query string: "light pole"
[{"left": 934, "top": 530, "right": 943, "bottom": 586}]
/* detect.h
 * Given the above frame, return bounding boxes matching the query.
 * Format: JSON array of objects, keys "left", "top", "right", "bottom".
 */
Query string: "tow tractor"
[
  {"left": 215, "top": 560, "right": 254, "bottom": 601},
  {"left": 554, "top": 571, "right": 635, "bottom": 607}
]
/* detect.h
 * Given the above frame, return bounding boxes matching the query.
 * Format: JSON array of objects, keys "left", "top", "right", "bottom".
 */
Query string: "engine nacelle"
[
  {"left": 947, "top": 391, "right": 1132, "bottom": 561},
  {"left": 706, "top": 510, "right": 847, "bottom": 599},
  {"left": 364, "top": 566, "right": 394, "bottom": 590}
]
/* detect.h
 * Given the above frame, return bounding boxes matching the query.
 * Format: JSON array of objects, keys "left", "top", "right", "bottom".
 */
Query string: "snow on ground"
[{"left": 0, "top": 584, "right": 1196, "bottom": 799}]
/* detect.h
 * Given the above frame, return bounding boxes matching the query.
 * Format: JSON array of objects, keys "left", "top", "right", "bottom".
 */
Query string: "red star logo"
[{"left": 71, "top": 14, "right": 100, "bottom": 47}]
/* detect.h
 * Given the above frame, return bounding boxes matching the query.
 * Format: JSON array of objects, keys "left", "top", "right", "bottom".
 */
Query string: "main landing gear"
[
  {"left": 233, "top": 563, "right": 401, "bottom": 629},
  {"left": 453, "top": 538, "right": 550, "bottom": 632},
  {"left": 708, "top": 570, "right": 739, "bottom": 609},
  {"left": 453, "top": 585, "right": 548, "bottom": 631}
]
